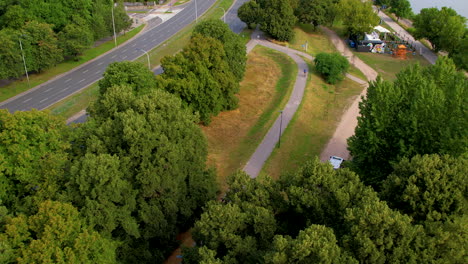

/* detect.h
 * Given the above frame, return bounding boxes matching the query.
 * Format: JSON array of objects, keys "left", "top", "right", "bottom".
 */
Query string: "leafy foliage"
[
  {"left": 337, "top": 0, "right": 379, "bottom": 36},
  {"left": 450, "top": 34, "right": 468, "bottom": 70},
  {"left": 259, "top": 0, "right": 297, "bottom": 41},
  {"left": 389, "top": 0, "right": 412, "bottom": 21},
  {"left": 75, "top": 84, "right": 218, "bottom": 262},
  {"left": 413, "top": 7, "right": 467, "bottom": 53},
  {"left": 159, "top": 34, "right": 239, "bottom": 124},
  {"left": 295, "top": 0, "right": 335, "bottom": 29},
  {"left": 237, "top": 0, "right": 261, "bottom": 29},
  {"left": 0, "top": 110, "right": 69, "bottom": 215},
  {"left": 0, "top": 0, "right": 131, "bottom": 79},
  {"left": 314, "top": 52, "right": 349, "bottom": 84},
  {"left": 0, "top": 200, "right": 117, "bottom": 264},
  {"left": 381, "top": 154, "right": 467, "bottom": 223},
  {"left": 348, "top": 57, "right": 468, "bottom": 186},
  {"left": 193, "top": 19, "right": 247, "bottom": 82}
]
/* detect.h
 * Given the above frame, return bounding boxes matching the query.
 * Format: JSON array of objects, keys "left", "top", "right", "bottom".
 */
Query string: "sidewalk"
[{"left": 243, "top": 31, "right": 309, "bottom": 178}]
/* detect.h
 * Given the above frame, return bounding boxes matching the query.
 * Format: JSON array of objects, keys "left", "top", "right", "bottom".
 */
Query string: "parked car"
[{"left": 329, "top": 156, "right": 345, "bottom": 169}]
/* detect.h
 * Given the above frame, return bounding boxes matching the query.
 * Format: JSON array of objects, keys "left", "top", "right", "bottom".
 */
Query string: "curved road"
[{"left": 0, "top": 0, "right": 216, "bottom": 112}]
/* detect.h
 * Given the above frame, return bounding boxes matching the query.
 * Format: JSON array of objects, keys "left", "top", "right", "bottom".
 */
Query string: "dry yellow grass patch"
[{"left": 202, "top": 46, "right": 296, "bottom": 189}]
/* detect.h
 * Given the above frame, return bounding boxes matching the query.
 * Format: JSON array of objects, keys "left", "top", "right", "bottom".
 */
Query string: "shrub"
[{"left": 314, "top": 52, "right": 350, "bottom": 84}]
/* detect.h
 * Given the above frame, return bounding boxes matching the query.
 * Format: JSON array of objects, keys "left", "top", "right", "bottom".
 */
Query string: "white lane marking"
[
  {"left": 83, "top": 69, "right": 88, "bottom": 73},
  {"left": 45, "top": 88, "right": 52, "bottom": 92},
  {"left": 63, "top": 86, "right": 70, "bottom": 91},
  {"left": 78, "top": 79, "right": 85, "bottom": 83},
  {"left": 23, "top": 98, "right": 32, "bottom": 103},
  {"left": 122, "top": 56, "right": 127, "bottom": 59},
  {"left": 96, "top": 70, "right": 102, "bottom": 74},
  {"left": 142, "top": 38, "right": 146, "bottom": 41},
  {"left": 97, "top": 61, "right": 104, "bottom": 65},
  {"left": 111, "top": 55, "right": 117, "bottom": 59},
  {"left": 131, "top": 43, "right": 136, "bottom": 47},
  {"left": 65, "top": 78, "right": 72, "bottom": 83},
  {"left": 39, "top": 98, "right": 48, "bottom": 103},
  {"left": 122, "top": 49, "right": 127, "bottom": 52}
]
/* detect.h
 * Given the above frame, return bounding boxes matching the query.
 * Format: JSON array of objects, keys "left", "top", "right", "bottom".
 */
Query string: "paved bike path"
[{"left": 243, "top": 37, "right": 309, "bottom": 178}]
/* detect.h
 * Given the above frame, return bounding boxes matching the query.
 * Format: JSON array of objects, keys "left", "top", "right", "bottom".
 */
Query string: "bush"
[{"left": 314, "top": 52, "right": 350, "bottom": 84}]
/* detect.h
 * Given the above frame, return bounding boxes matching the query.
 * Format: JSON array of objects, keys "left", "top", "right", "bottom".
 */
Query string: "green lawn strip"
[
  {"left": 174, "top": 0, "right": 190, "bottom": 6},
  {"left": 290, "top": 25, "right": 367, "bottom": 80},
  {"left": 353, "top": 51, "right": 430, "bottom": 81},
  {"left": 260, "top": 61, "right": 364, "bottom": 179},
  {"left": 229, "top": 46, "right": 297, "bottom": 175},
  {"left": 49, "top": 83, "right": 99, "bottom": 119},
  {"left": 239, "top": 28, "right": 253, "bottom": 45},
  {"left": 127, "top": 11, "right": 149, "bottom": 14},
  {"left": 0, "top": 24, "right": 145, "bottom": 102},
  {"left": 49, "top": 0, "right": 233, "bottom": 119}
]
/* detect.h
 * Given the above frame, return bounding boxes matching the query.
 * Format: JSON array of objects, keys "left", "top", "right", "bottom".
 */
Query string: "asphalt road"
[{"left": 0, "top": 0, "right": 216, "bottom": 112}]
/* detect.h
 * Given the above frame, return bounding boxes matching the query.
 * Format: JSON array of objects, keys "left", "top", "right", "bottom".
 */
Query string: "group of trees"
[
  {"left": 181, "top": 56, "right": 467, "bottom": 263},
  {"left": 0, "top": 18, "right": 247, "bottom": 263},
  {"left": 0, "top": 0, "right": 131, "bottom": 80},
  {"left": 376, "top": 0, "right": 413, "bottom": 21},
  {"left": 413, "top": 7, "right": 468, "bottom": 70},
  {"left": 184, "top": 155, "right": 466, "bottom": 263},
  {"left": 157, "top": 19, "right": 246, "bottom": 124},
  {"left": 238, "top": 0, "right": 379, "bottom": 41},
  {"left": 348, "top": 57, "right": 467, "bottom": 187}
]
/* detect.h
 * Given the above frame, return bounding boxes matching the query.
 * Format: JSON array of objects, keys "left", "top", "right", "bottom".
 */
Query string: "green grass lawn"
[
  {"left": 0, "top": 24, "right": 144, "bottom": 102},
  {"left": 49, "top": 0, "right": 234, "bottom": 119},
  {"left": 202, "top": 46, "right": 297, "bottom": 189},
  {"left": 353, "top": 52, "right": 430, "bottom": 81},
  {"left": 288, "top": 24, "right": 367, "bottom": 80},
  {"left": 261, "top": 62, "right": 364, "bottom": 179}
]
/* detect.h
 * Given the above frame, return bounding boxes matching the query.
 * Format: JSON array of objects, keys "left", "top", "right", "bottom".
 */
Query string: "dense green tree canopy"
[
  {"left": 389, "top": 0, "right": 412, "bottom": 21},
  {"left": 0, "top": 0, "right": 131, "bottom": 79},
  {"left": 413, "top": 7, "right": 467, "bottom": 53},
  {"left": 259, "top": 0, "right": 297, "bottom": 41},
  {"left": 77, "top": 84, "right": 217, "bottom": 262},
  {"left": 314, "top": 52, "right": 350, "bottom": 84},
  {"left": 186, "top": 159, "right": 457, "bottom": 263},
  {"left": 337, "top": 0, "right": 379, "bottom": 36},
  {"left": 0, "top": 110, "right": 69, "bottom": 215},
  {"left": 381, "top": 154, "right": 467, "bottom": 223},
  {"left": 237, "top": 0, "right": 261, "bottom": 29},
  {"left": 97, "top": 61, "right": 157, "bottom": 96},
  {"left": 295, "top": 0, "right": 335, "bottom": 29},
  {"left": 159, "top": 34, "right": 239, "bottom": 124},
  {"left": 450, "top": 33, "right": 468, "bottom": 70},
  {"left": 193, "top": 19, "right": 247, "bottom": 82},
  {"left": 348, "top": 57, "right": 468, "bottom": 186},
  {"left": 0, "top": 200, "right": 117, "bottom": 264}
]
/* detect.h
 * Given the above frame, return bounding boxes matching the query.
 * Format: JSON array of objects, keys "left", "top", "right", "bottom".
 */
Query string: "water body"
[{"left": 409, "top": 0, "right": 468, "bottom": 18}]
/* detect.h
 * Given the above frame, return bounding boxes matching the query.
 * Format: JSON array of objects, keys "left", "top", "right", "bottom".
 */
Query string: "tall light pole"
[
  {"left": 195, "top": 0, "right": 198, "bottom": 23},
  {"left": 136, "top": 48, "right": 151, "bottom": 70},
  {"left": 218, "top": 7, "right": 226, "bottom": 23},
  {"left": 111, "top": 1, "right": 117, "bottom": 47},
  {"left": 278, "top": 110, "right": 283, "bottom": 148},
  {"left": 18, "top": 35, "right": 30, "bottom": 88}
]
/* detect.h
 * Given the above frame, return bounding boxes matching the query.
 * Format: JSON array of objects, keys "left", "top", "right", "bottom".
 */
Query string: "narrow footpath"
[
  {"left": 319, "top": 27, "right": 377, "bottom": 162},
  {"left": 243, "top": 32, "right": 309, "bottom": 178},
  {"left": 243, "top": 29, "right": 370, "bottom": 178}
]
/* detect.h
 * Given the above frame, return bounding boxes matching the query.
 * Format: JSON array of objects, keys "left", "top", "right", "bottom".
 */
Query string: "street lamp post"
[
  {"left": 18, "top": 36, "right": 30, "bottom": 88},
  {"left": 218, "top": 7, "right": 226, "bottom": 23},
  {"left": 136, "top": 48, "right": 151, "bottom": 70},
  {"left": 278, "top": 110, "right": 283, "bottom": 148},
  {"left": 111, "top": 1, "right": 117, "bottom": 47},
  {"left": 195, "top": 0, "right": 198, "bottom": 23}
]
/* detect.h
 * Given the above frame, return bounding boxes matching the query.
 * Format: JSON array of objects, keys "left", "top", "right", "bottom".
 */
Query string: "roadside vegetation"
[
  {"left": 0, "top": 0, "right": 132, "bottom": 89},
  {"left": 203, "top": 46, "right": 296, "bottom": 188}
]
